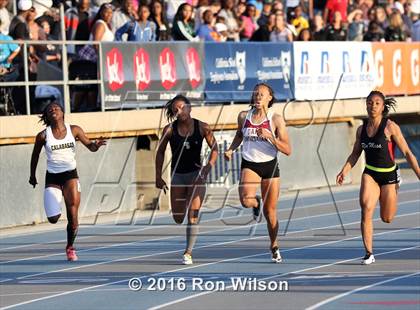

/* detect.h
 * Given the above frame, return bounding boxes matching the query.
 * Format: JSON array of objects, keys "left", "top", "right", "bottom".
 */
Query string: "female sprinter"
[
  {"left": 29, "top": 102, "right": 106, "bottom": 261},
  {"left": 337, "top": 91, "right": 420, "bottom": 265},
  {"left": 155, "top": 95, "right": 218, "bottom": 265},
  {"left": 224, "top": 83, "right": 291, "bottom": 263}
]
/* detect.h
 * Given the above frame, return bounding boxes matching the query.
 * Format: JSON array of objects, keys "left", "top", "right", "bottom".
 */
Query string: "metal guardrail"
[{"left": 0, "top": 37, "right": 104, "bottom": 114}]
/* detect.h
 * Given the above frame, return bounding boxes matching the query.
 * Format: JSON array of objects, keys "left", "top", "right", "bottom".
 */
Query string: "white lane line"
[
  {"left": 2, "top": 197, "right": 418, "bottom": 266},
  {"left": 1, "top": 215, "right": 419, "bottom": 309},
  {"left": 306, "top": 271, "right": 420, "bottom": 310},
  {"left": 0, "top": 196, "right": 368, "bottom": 264},
  {"left": 11, "top": 200, "right": 419, "bottom": 279},
  {"left": 1, "top": 186, "right": 417, "bottom": 252},
  {"left": 149, "top": 245, "right": 420, "bottom": 310}
]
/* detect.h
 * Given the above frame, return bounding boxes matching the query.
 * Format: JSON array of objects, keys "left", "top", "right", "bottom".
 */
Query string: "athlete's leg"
[
  {"left": 360, "top": 173, "right": 380, "bottom": 254},
  {"left": 184, "top": 180, "right": 206, "bottom": 255},
  {"left": 379, "top": 184, "right": 398, "bottom": 223},
  {"left": 170, "top": 185, "right": 188, "bottom": 224},
  {"left": 44, "top": 185, "right": 62, "bottom": 223},
  {"left": 62, "top": 179, "right": 81, "bottom": 249},
  {"left": 261, "top": 177, "right": 280, "bottom": 249},
  {"left": 239, "top": 168, "right": 261, "bottom": 209}
]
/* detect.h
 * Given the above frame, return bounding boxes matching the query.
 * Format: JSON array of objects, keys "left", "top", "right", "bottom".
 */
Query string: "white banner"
[{"left": 293, "top": 42, "right": 377, "bottom": 100}]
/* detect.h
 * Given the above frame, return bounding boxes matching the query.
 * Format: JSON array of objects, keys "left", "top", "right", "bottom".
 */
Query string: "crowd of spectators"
[{"left": 0, "top": 0, "right": 419, "bottom": 114}]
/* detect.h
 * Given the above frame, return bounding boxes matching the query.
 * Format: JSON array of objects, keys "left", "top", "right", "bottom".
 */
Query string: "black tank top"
[
  {"left": 360, "top": 117, "right": 395, "bottom": 169},
  {"left": 169, "top": 119, "right": 203, "bottom": 173}
]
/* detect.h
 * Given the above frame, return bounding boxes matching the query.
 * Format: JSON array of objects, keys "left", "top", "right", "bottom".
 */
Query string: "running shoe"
[
  {"left": 253, "top": 195, "right": 262, "bottom": 222},
  {"left": 66, "top": 246, "right": 78, "bottom": 261},
  {"left": 271, "top": 246, "right": 282, "bottom": 263},
  {"left": 182, "top": 253, "right": 193, "bottom": 265},
  {"left": 361, "top": 253, "right": 375, "bottom": 265}
]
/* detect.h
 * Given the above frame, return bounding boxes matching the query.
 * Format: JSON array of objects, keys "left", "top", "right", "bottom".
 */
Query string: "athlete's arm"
[
  {"left": 224, "top": 111, "right": 246, "bottom": 161},
  {"left": 336, "top": 125, "right": 363, "bottom": 185},
  {"left": 29, "top": 131, "right": 46, "bottom": 188},
  {"left": 155, "top": 124, "right": 172, "bottom": 190},
  {"left": 259, "top": 113, "right": 291, "bottom": 156},
  {"left": 71, "top": 125, "right": 106, "bottom": 152},
  {"left": 199, "top": 122, "right": 219, "bottom": 180},
  {"left": 388, "top": 121, "right": 420, "bottom": 180}
]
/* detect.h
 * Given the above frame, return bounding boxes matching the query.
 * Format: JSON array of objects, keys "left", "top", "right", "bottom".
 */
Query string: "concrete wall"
[{"left": 0, "top": 122, "right": 363, "bottom": 228}]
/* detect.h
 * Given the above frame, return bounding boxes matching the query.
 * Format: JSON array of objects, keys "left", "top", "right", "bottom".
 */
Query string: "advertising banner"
[
  {"left": 101, "top": 42, "right": 205, "bottom": 109},
  {"left": 293, "top": 42, "right": 376, "bottom": 100},
  {"left": 372, "top": 42, "right": 419, "bottom": 95},
  {"left": 204, "top": 42, "right": 293, "bottom": 102}
]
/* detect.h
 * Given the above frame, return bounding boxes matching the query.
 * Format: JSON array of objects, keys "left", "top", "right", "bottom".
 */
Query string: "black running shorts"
[
  {"left": 45, "top": 169, "right": 79, "bottom": 187},
  {"left": 363, "top": 166, "right": 401, "bottom": 186},
  {"left": 241, "top": 158, "right": 280, "bottom": 179}
]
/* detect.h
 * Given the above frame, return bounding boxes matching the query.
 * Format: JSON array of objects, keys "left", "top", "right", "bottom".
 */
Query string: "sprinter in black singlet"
[
  {"left": 155, "top": 95, "right": 218, "bottom": 265},
  {"left": 337, "top": 91, "right": 420, "bottom": 265}
]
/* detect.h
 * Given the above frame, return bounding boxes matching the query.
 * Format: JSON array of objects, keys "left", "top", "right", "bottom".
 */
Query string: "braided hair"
[
  {"left": 367, "top": 90, "right": 397, "bottom": 116},
  {"left": 251, "top": 83, "right": 276, "bottom": 108},
  {"left": 39, "top": 102, "right": 64, "bottom": 126},
  {"left": 164, "top": 94, "right": 191, "bottom": 122}
]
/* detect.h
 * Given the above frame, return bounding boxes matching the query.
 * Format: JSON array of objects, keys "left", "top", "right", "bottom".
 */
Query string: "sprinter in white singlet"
[
  {"left": 29, "top": 102, "right": 106, "bottom": 261},
  {"left": 224, "top": 83, "right": 291, "bottom": 263}
]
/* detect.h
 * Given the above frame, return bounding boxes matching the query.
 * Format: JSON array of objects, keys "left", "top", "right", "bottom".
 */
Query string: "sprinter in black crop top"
[
  {"left": 336, "top": 91, "right": 420, "bottom": 265},
  {"left": 155, "top": 95, "right": 218, "bottom": 265}
]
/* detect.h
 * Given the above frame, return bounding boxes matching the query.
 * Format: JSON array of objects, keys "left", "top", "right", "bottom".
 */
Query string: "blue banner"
[{"left": 204, "top": 42, "right": 294, "bottom": 102}]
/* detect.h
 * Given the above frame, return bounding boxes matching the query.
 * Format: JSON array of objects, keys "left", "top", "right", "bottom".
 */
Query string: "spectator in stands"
[
  {"left": 272, "top": 0, "right": 283, "bottom": 13},
  {"left": 291, "top": 5, "right": 309, "bottom": 35},
  {"left": 298, "top": 27, "right": 312, "bottom": 40},
  {"left": 325, "top": 11, "right": 347, "bottom": 41},
  {"left": 323, "top": 0, "right": 348, "bottom": 24},
  {"left": 112, "top": 0, "right": 138, "bottom": 33},
  {"left": 402, "top": 2, "right": 413, "bottom": 38},
  {"left": 251, "top": 12, "right": 275, "bottom": 41},
  {"left": 90, "top": 3, "right": 114, "bottom": 44},
  {"left": 374, "top": 6, "right": 389, "bottom": 31},
  {"left": 347, "top": 9, "right": 365, "bottom": 40},
  {"left": 196, "top": 9, "right": 221, "bottom": 41},
  {"left": 413, "top": 12, "right": 420, "bottom": 41},
  {"left": 218, "top": 0, "right": 239, "bottom": 41},
  {"left": 248, "top": 0, "right": 263, "bottom": 17},
  {"left": 172, "top": 3, "right": 198, "bottom": 41},
  {"left": 115, "top": 4, "right": 156, "bottom": 41},
  {"left": 240, "top": 4, "right": 258, "bottom": 41},
  {"left": 9, "top": 0, "right": 37, "bottom": 114},
  {"left": 214, "top": 17, "right": 228, "bottom": 41},
  {"left": 194, "top": 0, "right": 210, "bottom": 32},
  {"left": 0, "top": 18, "right": 20, "bottom": 76},
  {"left": 257, "top": 0, "right": 273, "bottom": 27},
  {"left": 38, "top": 20, "right": 61, "bottom": 64},
  {"left": 363, "top": 20, "right": 385, "bottom": 41},
  {"left": 385, "top": 10, "right": 409, "bottom": 41},
  {"left": 77, "top": 3, "right": 113, "bottom": 63},
  {"left": 311, "top": 13, "right": 327, "bottom": 40},
  {"left": 270, "top": 12, "right": 293, "bottom": 42},
  {"left": 0, "top": 0, "right": 10, "bottom": 35},
  {"left": 150, "top": 0, "right": 170, "bottom": 41},
  {"left": 27, "top": 5, "right": 47, "bottom": 66},
  {"left": 64, "top": 0, "right": 95, "bottom": 54}
]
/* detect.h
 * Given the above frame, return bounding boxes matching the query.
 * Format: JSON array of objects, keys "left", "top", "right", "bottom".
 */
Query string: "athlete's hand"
[
  {"left": 256, "top": 128, "right": 272, "bottom": 140},
  {"left": 224, "top": 149, "right": 233, "bottom": 161},
  {"left": 94, "top": 137, "right": 107, "bottom": 148},
  {"left": 196, "top": 164, "right": 212, "bottom": 184},
  {"left": 29, "top": 176, "right": 37, "bottom": 188},
  {"left": 155, "top": 177, "right": 168, "bottom": 193},
  {"left": 336, "top": 171, "right": 345, "bottom": 186}
]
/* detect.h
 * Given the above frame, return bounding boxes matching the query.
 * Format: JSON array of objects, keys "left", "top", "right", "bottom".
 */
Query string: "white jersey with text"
[
  {"left": 45, "top": 124, "right": 76, "bottom": 173},
  {"left": 241, "top": 108, "right": 277, "bottom": 162}
]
